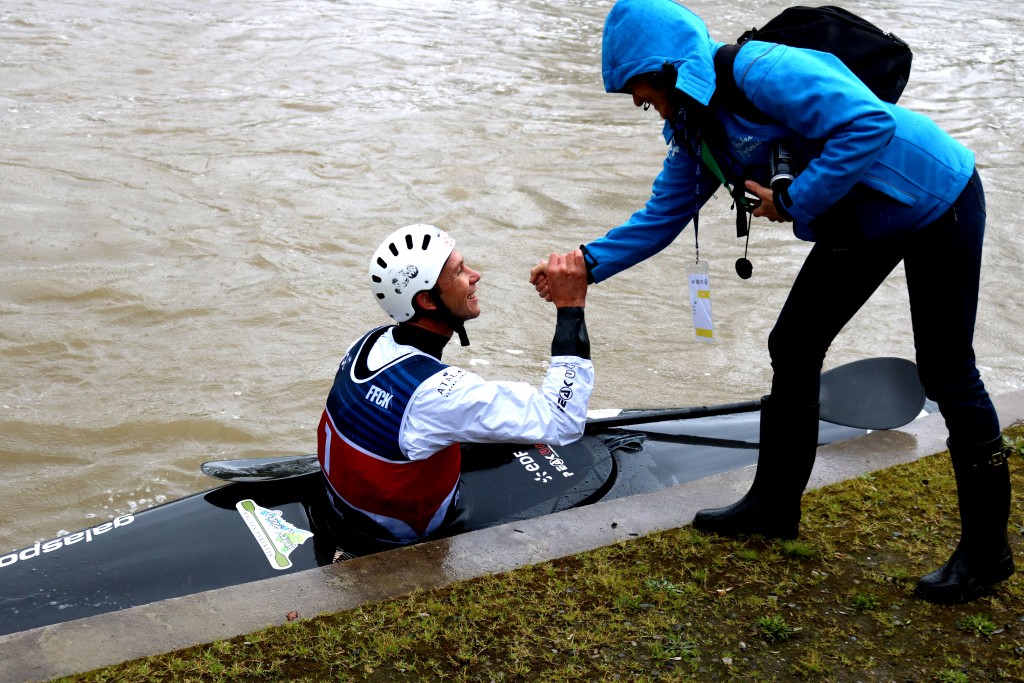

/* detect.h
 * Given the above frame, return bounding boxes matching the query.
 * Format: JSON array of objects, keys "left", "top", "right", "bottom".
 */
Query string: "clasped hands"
[{"left": 529, "top": 249, "right": 587, "bottom": 308}]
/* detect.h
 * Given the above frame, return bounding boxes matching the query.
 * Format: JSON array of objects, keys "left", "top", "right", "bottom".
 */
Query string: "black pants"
[{"left": 769, "top": 169, "right": 998, "bottom": 445}]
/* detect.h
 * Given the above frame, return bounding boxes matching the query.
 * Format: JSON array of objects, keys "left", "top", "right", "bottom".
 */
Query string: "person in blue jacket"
[{"left": 530, "top": 0, "right": 1012, "bottom": 604}]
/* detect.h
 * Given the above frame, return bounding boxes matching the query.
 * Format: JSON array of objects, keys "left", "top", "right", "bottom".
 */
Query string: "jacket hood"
[{"left": 601, "top": 0, "right": 717, "bottom": 106}]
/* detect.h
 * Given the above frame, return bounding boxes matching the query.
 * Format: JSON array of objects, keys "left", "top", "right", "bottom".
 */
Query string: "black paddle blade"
[
  {"left": 586, "top": 356, "right": 925, "bottom": 433},
  {"left": 818, "top": 356, "right": 925, "bottom": 430},
  {"left": 200, "top": 454, "right": 320, "bottom": 483}
]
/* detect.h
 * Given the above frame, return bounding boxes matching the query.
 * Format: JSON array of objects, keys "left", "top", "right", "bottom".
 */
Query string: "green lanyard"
[
  {"left": 701, "top": 140, "right": 756, "bottom": 209},
  {"left": 701, "top": 140, "right": 753, "bottom": 238},
  {"left": 701, "top": 139, "right": 730, "bottom": 189}
]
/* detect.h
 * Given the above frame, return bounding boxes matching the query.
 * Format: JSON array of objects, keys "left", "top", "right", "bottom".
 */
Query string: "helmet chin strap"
[{"left": 426, "top": 290, "right": 471, "bottom": 347}]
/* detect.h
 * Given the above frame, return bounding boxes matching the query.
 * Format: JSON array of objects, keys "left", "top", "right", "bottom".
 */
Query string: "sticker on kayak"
[
  {"left": 235, "top": 499, "right": 313, "bottom": 570},
  {"left": 512, "top": 444, "right": 575, "bottom": 483}
]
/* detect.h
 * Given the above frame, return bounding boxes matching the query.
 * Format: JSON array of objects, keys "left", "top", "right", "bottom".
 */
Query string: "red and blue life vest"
[{"left": 317, "top": 326, "right": 461, "bottom": 542}]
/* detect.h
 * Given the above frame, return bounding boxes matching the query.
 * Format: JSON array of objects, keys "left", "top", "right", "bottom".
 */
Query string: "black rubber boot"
[
  {"left": 914, "top": 436, "right": 1015, "bottom": 604},
  {"left": 692, "top": 395, "right": 819, "bottom": 539}
]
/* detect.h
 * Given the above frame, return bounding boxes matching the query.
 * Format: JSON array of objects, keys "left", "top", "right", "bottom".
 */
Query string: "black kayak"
[
  {"left": 0, "top": 409, "right": 865, "bottom": 637},
  {"left": 0, "top": 354, "right": 929, "bottom": 637}
]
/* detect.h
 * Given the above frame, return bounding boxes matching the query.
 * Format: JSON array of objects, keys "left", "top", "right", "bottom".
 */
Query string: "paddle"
[
  {"left": 200, "top": 454, "right": 323, "bottom": 483},
  {"left": 587, "top": 356, "right": 924, "bottom": 432},
  {"left": 200, "top": 356, "right": 925, "bottom": 483}
]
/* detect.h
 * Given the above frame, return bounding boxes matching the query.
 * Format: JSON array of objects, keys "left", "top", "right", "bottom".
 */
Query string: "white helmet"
[{"left": 369, "top": 224, "right": 456, "bottom": 322}]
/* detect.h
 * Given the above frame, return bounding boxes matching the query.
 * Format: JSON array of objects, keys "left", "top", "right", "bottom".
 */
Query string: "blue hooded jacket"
[{"left": 585, "top": 0, "right": 975, "bottom": 283}]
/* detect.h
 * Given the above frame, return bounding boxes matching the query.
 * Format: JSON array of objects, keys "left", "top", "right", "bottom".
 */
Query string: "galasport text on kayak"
[{"left": 0, "top": 515, "right": 135, "bottom": 570}]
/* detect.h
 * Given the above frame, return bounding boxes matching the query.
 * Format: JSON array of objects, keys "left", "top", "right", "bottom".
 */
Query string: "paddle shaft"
[
  {"left": 584, "top": 400, "right": 759, "bottom": 433},
  {"left": 200, "top": 356, "right": 924, "bottom": 481}
]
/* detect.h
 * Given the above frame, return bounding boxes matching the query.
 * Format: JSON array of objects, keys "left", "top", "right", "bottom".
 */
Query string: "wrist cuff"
[
  {"left": 579, "top": 245, "right": 597, "bottom": 285},
  {"left": 552, "top": 307, "right": 590, "bottom": 359}
]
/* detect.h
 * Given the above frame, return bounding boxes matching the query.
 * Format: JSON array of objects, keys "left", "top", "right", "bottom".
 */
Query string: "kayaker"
[
  {"left": 317, "top": 224, "right": 592, "bottom": 549},
  {"left": 529, "top": 0, "right": 1011, "bottom": 604}
]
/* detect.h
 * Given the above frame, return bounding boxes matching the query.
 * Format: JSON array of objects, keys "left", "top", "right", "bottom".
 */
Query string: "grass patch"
[{"left": 53, "top": 424, "right": 1024, "bottom": 682}]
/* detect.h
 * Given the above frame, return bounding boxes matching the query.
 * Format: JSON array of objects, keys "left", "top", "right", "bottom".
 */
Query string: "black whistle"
[{"left": 735, "top": 258, "right": 752, "bottom": 280}]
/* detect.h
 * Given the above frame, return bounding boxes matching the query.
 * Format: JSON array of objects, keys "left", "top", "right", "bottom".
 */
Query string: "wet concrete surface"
[{"left": 2, "top": 389, "right": 1023, "bottom": 683}]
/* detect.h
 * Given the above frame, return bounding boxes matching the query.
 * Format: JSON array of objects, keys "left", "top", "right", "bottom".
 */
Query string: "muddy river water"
[{"left": 2, "top": 0, "right": 1022, "bottom": 549}]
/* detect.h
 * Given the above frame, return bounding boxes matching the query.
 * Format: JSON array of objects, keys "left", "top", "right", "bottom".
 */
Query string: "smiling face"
[
  {"left": 435, "top": 249, "right": 481, "bottom": 321},
  {"left": 627, "top": 72, "right": 677, "bottom": 119}
]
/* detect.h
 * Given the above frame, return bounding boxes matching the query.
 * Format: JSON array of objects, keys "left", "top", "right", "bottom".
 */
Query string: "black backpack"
[{"left": 713, "top": 5, "right": 913, "bottom": 124}]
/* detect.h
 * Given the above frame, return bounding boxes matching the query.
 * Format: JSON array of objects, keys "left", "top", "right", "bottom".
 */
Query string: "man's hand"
[
  {"left": 745, "top": 180, "right": 789, "bottom": 223},
  {"left": 529, "top": 258, "right": 552, "bottom": 302},
  {"left": 533, "top": 250, "right": 587, "bottom": 308}
]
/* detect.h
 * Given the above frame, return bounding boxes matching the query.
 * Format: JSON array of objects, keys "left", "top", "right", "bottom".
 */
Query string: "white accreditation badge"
[{"left": 686, "top": 260, "right": 714, "bottom": 343}]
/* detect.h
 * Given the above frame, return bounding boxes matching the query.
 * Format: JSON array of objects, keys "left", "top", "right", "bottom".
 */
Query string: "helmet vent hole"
[
  {"left": 371, "top": 275, "right": 381, "bottom": 283},
  {"left": 388, "top": 243, "right": 399, "bottom": 257},
  {"left": 421, "top": 234, "right": 431, "bottom": 250},
  {"left": 376, "top": 293, "right": 385, "bottom": 300},
  {"left": 376, "top": 257, "right": 388, "bottom": 269},
  {"left": 405, "top": 234, "right": 414, "bottom": 250}
]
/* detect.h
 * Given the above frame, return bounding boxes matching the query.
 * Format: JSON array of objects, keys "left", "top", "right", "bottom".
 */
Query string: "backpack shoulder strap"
[{"left": 712, "top": 43, "right": 773, "bottom": 124}]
